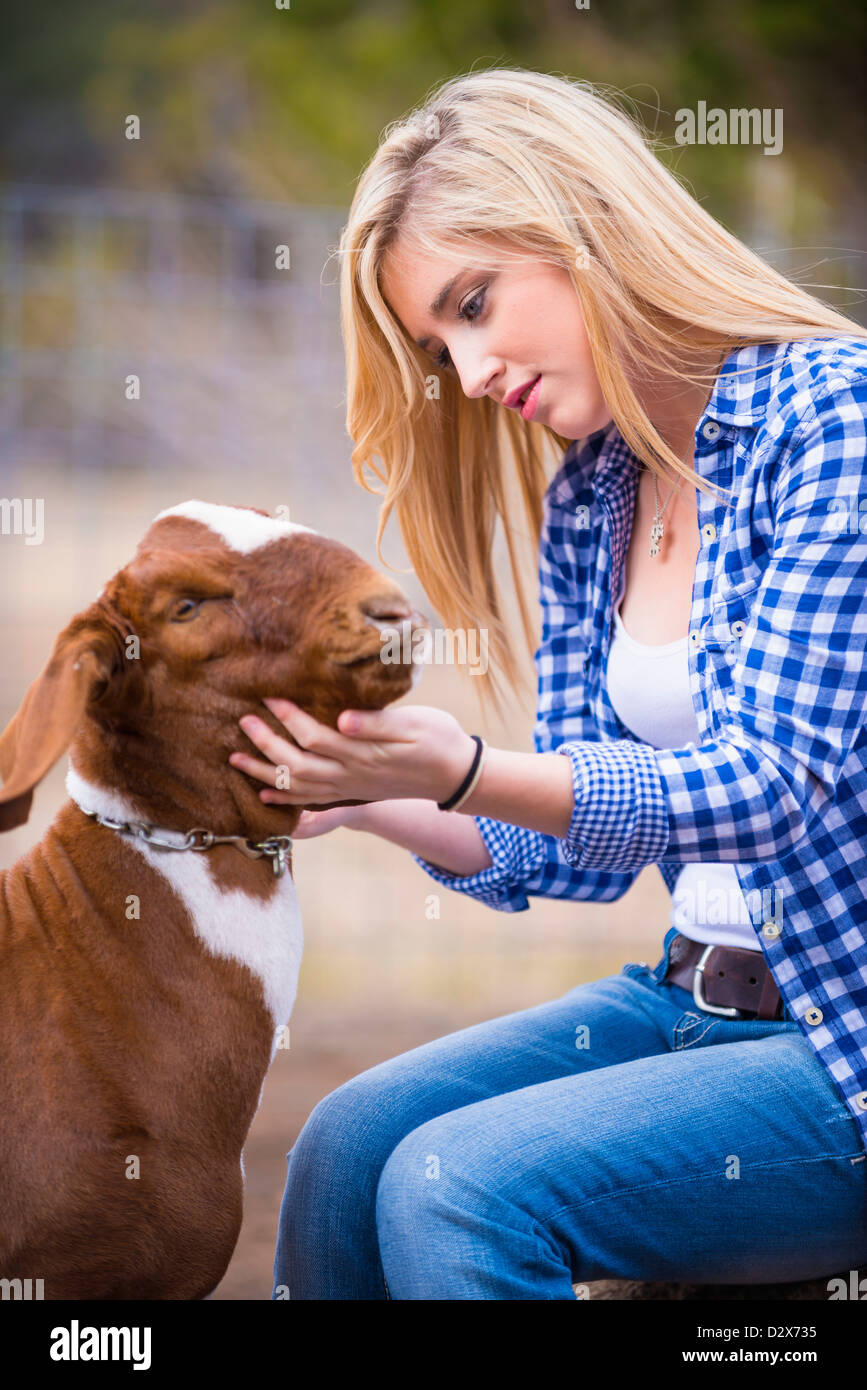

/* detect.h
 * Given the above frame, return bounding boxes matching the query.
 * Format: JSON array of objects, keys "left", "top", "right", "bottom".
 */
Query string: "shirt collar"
[
  {"left": 547, "top": 339, "right": 792, "bottom": 509},
  {"left": 702, "top": 340, "right": 789, "bottom": 426}
]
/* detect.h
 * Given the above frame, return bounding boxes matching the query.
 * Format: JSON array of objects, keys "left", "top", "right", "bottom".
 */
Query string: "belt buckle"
[{"left": 692, "top": 944, "right": 747, "bottom": 1019}]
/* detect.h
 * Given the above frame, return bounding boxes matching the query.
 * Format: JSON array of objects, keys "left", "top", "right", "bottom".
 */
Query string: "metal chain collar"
[{"left": 83, "top": 811, "right": 293, "bottom": 877}]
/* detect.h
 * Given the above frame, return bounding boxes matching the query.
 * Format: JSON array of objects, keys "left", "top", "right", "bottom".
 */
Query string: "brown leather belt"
[{"left": 664, "top": 932, "right": 785, "bottom": 1020}]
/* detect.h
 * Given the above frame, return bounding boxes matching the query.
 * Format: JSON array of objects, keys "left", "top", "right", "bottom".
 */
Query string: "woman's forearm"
[
  {"left": 352, "top": 799, "right": 494, "bottom": 877},
  {"left": 458, "top": 748, "right": 575, "bottom": 836},
  {"left": 350, "top": 746, "right": 576, "bottom": 874}
]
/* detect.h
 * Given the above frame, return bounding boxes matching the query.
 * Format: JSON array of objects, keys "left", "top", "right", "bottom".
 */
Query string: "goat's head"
[{"left": 0, "top": 500, "right": 429, "bottom": 837}]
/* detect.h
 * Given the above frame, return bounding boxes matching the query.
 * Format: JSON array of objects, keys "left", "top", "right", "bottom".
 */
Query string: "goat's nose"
[{"left": 360, "top": 595, "right": 425, "bottom": 630}]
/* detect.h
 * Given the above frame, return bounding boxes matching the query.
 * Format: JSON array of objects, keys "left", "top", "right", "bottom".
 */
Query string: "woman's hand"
[
  {"left": 228, "top": 697, "right": 478, "bottom": 808},
  {"left": 290, "top": 807, "right": 365, "bottom": 839}
]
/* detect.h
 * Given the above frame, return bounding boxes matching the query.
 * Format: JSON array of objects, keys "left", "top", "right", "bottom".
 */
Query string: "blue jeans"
[{"left": 272, "top": 927, "right": 867, "bottom": 1299}]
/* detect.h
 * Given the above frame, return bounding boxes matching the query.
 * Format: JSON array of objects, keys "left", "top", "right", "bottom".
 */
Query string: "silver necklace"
[
  {"left": 649, "top": 470, "right": 679, "bottom": 558},
  {"left": 647, "top": 351, "right": 725, "bottom": 557}
]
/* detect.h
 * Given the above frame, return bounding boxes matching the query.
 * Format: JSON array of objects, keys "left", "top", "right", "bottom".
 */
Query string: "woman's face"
[{"left": 380, "top": 233, "right": 612, "bottom": 440}]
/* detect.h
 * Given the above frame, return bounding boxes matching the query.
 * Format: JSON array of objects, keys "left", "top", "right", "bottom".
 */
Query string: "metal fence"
[
  {"left": 2, "top": 178, "right": 863, "bottom": 484},
  {"left": 0, "top": 183, "right": 350, "bottom": 479}
]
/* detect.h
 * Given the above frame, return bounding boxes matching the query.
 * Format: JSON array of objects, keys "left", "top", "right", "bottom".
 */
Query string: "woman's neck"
[{"left": 633, "top": 345, "right": 727, "bottom": 465}]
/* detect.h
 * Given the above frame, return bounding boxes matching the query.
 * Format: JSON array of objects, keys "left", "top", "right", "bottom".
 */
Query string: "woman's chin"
[
  {"left": 560, "top": 416, "right": 611, "bottom": 441},
  {"left": 550, "top": 399, "right": 613, "bottom": 440}
]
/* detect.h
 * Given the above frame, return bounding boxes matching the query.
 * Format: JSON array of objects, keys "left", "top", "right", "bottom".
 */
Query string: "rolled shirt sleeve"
[{"left": 410, "top": 817, "right": 548, "bottom": 913}]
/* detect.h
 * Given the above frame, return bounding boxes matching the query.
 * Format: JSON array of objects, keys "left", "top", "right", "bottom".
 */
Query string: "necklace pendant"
[{"left": 649, "top": 518, "right": 664, "bottom": 558}]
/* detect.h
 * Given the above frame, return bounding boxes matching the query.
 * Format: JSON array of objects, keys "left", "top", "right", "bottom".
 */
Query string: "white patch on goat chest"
[
  {"left": 65, "top": 766, "right": 303, "bottom": 1031},
  {"left": 127, "top": 843, "right": 303, "bottom": 1031},
  {"left": 152, "top": 499, "right": 318, "bottom": 551}
]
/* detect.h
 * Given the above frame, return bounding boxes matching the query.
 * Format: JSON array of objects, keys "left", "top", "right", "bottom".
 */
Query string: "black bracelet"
[{"left": 437, "top": 734, "right": 486, "bottom": 812}]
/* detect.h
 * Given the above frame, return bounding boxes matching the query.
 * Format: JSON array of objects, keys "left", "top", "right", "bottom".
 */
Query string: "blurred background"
[{"left": 1, "top": 0, "right": 864, "bottom": 1297}]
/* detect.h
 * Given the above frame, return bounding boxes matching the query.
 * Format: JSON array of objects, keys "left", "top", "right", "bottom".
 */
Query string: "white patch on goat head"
[
  {"left": 65, "top": 762, "right": 303, "bottom": 1038},
  {"left": 152, "top": 500, "right": 319, "bottom": 553}
]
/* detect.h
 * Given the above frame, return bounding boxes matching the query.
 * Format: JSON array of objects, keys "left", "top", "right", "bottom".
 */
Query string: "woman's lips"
[{"left": 520, "top": 375, "right": 542, "bottom": 421}]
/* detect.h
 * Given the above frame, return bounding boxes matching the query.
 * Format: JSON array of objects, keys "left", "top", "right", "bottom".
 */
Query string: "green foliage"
[{"left": 0, "top": 0, "right": 863, "bottom": 298}]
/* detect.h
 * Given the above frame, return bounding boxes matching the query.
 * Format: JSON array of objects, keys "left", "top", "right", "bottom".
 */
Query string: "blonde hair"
[{"left": 335, "top": 65, "right": 865, "bottom": 722}]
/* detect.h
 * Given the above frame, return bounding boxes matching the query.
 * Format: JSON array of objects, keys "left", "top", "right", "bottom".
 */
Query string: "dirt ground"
[{"left": 211, "top": 999, "right": 488, "bottom": 1299}]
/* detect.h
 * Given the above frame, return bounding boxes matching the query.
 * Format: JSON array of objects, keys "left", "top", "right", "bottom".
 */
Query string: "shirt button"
[
  {"left": 731, "top": 619, "right": 746, "bottom": 637},
  {"left": 689, "top": 630, "right": 700, "bottom": 647},
  {"left": 761, "top": 923, "right": 781, "bottom": 939},
  {"left": 856, "top": 1092, "right": 867, "bottom": 1112},
  {"left": 701, "top": 420, "right": 722, "bottom": 442},
  {"left": 804, "top": 1005, "right": 824, "bottom": 1026},
  {"left": 702, "top": 523, "right": 717, "bottom": 542}
]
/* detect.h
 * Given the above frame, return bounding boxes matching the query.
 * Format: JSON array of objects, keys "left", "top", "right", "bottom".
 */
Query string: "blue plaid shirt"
[{"left": 413, "top": 336, "right": 867, "bottom": 1151}]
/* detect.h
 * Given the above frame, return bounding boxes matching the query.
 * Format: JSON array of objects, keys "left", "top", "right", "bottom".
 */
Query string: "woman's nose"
[{"left": 456, "top": 356, "right": 503, "bottom": 401}]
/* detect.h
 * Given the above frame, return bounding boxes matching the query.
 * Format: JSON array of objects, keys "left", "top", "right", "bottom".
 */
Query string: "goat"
[{"left": 0, "top": 499, "right": 426, "bottom": 1299}]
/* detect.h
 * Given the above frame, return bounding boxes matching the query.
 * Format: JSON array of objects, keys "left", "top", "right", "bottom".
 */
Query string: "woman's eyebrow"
[{"left": 415, "top": 272, "right": 465, "bottom": 351}]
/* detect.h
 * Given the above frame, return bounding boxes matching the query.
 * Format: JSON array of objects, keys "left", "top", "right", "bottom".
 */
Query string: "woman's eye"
[
  {"left": 460, "top": 286, "right": 486, "bottom": 323},
  {"left": 434, "top": 284, "right": 487, "bottom": 372}
]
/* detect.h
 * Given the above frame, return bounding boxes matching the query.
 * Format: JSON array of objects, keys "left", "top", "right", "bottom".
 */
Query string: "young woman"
[{"left": 229, "top": 68, "right": 867, "bottom": 1299}]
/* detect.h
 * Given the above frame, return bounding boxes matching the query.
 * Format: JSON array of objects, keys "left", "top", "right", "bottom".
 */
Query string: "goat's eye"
[{"left": 172, "top": 598, "right": 203, "bottom": 621}]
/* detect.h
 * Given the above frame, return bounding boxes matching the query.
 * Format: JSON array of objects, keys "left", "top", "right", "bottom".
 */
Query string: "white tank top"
[{"left": 607, "top": 586, "right": 761, "bottom": 951}]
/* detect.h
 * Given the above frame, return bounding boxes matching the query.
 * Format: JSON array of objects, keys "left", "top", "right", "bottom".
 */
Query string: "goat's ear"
[{"left": 0, "top": 607, "right": 123, "bottom": 832}]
